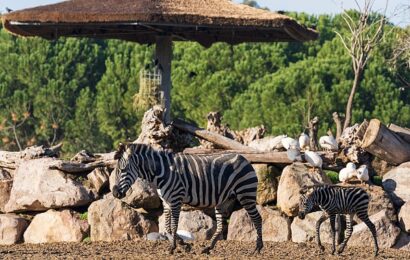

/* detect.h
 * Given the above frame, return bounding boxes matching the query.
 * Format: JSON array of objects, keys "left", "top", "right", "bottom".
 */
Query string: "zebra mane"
[{"left": 114, "top": 142, "right": 169, "bottom": 160}]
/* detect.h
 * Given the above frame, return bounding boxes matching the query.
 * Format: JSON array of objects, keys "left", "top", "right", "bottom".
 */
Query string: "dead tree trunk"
[
  {"left": 332, "top": 112, "right": 343, "bottom": 140},
  {"left": 309, "top": 116, "right": 319, "bottom": 151},
  {"left": 361, "top": 119, "right": 410, "bottom": 165}
]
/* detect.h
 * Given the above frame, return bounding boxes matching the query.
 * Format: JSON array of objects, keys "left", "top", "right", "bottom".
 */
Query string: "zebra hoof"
[
  {"left": 168, "top": 246, "right": 176, "bottom": 255},
  {"left": 183, "top": 243, "right": 192, "bottom": 253},
  {"left": 318, "top": 245, "right": 325, "bottom": 252},
  {"left": 201, "top": 247, "right": 211, "bottom": 254}
]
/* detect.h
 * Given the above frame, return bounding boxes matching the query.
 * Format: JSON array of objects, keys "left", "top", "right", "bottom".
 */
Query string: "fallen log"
[
  {"left": 183, "top": 148, "right": 340, "bottom": 170},
  {"left": 388, "top": 123, "right": 410, "bottom": 144},
  {"left": 49, "top": 159, "right": 117, "bottom": 173},
  {"left": 0, "top": 143, "right": 62, "bottom": 164},
  {"left": 172, "top": 119, "right": 256, "bottom": 151},
  {"left": 361, "top": 119, "right": 410, "bottom": 165}
]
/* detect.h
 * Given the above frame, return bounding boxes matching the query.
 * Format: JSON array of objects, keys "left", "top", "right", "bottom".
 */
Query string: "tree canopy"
[{"left": 0, "top": 12, "right": 409, "bottom": 155}]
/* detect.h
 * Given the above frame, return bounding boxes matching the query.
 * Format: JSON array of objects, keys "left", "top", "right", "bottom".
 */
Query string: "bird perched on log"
[
  {"left": 281, "top": 136, "right": 299, "bottom": 150},
  {"left": 319, "top": 130, "right": 338, "bottom": 152},
  {"left": 287, "top": 144, "right": 302, "bottom": 162},
  {"left": 299, "top": 133, "right": 310, "bottom": 151},
  {"left": 339, "top": 162, "right": 356, "bottom": 183},
  {"left": 304, "top": 149, "right": 323, "bottom": 172},
  {"left": 357, "top": 165, "right": 369, "bottom": 184}
]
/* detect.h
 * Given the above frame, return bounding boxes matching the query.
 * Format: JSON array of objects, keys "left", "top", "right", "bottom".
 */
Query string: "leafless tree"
[{"left": 335, "top": 0, "right": 388, "bottom": 130}]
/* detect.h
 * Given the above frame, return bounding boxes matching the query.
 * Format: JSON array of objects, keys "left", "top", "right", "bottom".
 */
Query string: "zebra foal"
[
  {"left": 112, "top": 143, "right": 263, "bottom": 254},
  {"left": 298, "top": 185, "right": 378, "bottom": 256}
]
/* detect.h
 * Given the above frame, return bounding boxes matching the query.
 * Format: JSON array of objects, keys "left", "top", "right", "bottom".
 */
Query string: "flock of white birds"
[{"left": 281, "top": 131, "right": 369, "bottom": 184}]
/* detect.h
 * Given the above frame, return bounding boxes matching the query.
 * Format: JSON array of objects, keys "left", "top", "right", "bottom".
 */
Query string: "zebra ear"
[{"left": 114, "top": 142, "right": 126, "bottom": 160}]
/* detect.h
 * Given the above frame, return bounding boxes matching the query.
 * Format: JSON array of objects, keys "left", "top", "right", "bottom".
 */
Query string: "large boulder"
[
  {"left": 24, "top": 209, "right": 88, "bottom": 243},
  {"left": 159, "top": 210, "right": 216, "bottom": 240},
  {"left": 0, "top": 214, "right": 29, "bottom": 245},
  {"left": 5, "top": 158, "right": 93, "bottom": 212},
  {"left": 228, "top": 206, "right": 291, "bottom": 242},
  {"left": 252, "top": 164, "right": 280, "bottom": 205},
  {"left": 383, "top": 162, "right": 410, "bottom": 207},
  {"left": 0, "top": 170, "right": 13, "bottom": 213},
  {"left": 277, "top": 163, "right": 331, "bottom": 217},
  {"left": 109, "top": 169, "right": 161, "bottom": 210},
  {"left": 350, "top": 210, "right": 401, "bottom": 248},
  {"left": 291, "top": 211, "right": 333, "bottom": 244},
  {"left": 88, "top": 194, "right": 158, "bottom": 241},
  {"left": 399, "top": 201, "right": 410, "bottom": 233}
]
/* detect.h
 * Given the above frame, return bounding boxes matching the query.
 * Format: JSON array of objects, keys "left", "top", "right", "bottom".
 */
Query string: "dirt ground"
[{"left": 1, "top": 240, "right": 409, "bottom": 260}]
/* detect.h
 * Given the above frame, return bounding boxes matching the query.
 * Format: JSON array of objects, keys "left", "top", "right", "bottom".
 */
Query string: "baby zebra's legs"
[
  {"left": 201, "top": 207, "right": 226, "bottom": 254},
  {"left": 315, "top": 213, "right": 328, "bottom": 252},
  {"left": 329, "top": 214, "right": 337, "bottom": 255},
  {"left": 238, "top": 199, "right": 263, "bottom": 254},
  {"left": 337, "top": 214, "right": 354, "bottom": 254},
  {"left": 357, "top": 212, "right": 379, "bottom": 256}
]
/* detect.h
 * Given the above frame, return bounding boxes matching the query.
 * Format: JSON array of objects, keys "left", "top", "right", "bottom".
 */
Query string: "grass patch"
[
  {"left": 325, "top": 170, "right": 339, "bottom": 184},
  {"left": 82, "top": 236, "right": 91, "bottom": 243},
  {"left": 373, "top": 176, "right": 383, "bottom": 186},
  {"left": 80, "top": 212, "right": 88, "bottom": 221}
]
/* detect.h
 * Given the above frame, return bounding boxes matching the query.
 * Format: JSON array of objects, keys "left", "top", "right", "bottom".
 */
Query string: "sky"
[{"left": 0, "top": 0, "right": 409, "bottom": 25}]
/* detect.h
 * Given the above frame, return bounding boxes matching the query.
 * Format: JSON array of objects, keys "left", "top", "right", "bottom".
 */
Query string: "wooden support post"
[
  {"left": 361, "top": 119, "right": 410, "bottom": 165},
  {"left": 156, "top": 36, "right": 172, "bottom": 124}
]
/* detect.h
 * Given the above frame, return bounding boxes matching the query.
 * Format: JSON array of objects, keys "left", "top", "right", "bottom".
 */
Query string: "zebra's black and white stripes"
[
  {"left": 298, "top": 185, "right": 379, "bottom": 256},
  {"left": 112, "top": 143, "right": 263, "bottom": 254}
]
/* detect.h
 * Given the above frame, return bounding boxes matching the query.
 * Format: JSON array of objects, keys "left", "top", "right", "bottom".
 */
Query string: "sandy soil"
[{"left": 1, "top": 240, "right": 408, "bottom": 260}]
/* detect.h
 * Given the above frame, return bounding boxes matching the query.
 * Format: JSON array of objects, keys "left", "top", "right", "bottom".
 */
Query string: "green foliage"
[
  {"left": 0, "top": 13, "right": 409, "bottom": 153},
  {"left": 79, "top": 212, "right": 88, "bottom": 221},
  {"left": 325, "top": 170, "right": 340, "bottom": 184},
  {"left": 372, "top": 176, "right": 383, "bottom": 186}
]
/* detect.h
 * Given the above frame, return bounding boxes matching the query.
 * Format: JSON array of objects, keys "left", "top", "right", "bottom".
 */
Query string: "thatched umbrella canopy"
[{"left": 1, "top": 0, "right": 319, "bottom": 122}]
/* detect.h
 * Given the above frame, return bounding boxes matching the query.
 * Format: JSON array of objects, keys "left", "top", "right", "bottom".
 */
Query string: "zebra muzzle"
[
  {"left": 112, "top": 185, "right": 125, "bottom": 199},
  {"left": 298, "top": 211, "right": 305, "bottom": 220}
]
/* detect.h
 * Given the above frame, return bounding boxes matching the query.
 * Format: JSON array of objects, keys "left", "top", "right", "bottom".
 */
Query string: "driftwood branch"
[
  {"left": 0, "top": 143, "right": 62, "bottom": 166},
  {"left": 49, "top": 159, "right": 117, "bottom": 173},
  {"left": 172, "top": 119, "right": 255, "bottom": 151}
]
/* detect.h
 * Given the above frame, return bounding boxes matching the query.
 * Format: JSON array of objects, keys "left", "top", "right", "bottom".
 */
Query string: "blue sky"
[{"left": 0, "top": 0, "right": 408, "bottom": 25}]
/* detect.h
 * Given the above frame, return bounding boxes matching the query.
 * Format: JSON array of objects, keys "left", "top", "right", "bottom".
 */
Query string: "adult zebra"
[
  {"left": 298, "top": 184, "right": 378, "bottom": 256},
  {"left": 112, "top": 143, "right": 263, "bottom": 254}
]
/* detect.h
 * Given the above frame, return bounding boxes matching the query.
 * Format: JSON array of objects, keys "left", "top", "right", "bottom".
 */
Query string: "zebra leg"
[
  {"left": 238, "top": 199, "right": 263, "bottom": 254},
  {"left": 315, "top": 213, "right": 327, "bottom": 252},
  {"left": 168, "top": 205, "right": 182, "bottom": 254},
  {"left": 337, "top": 214, "right": 353, "bottom": 254},
  {"left": 329, "top": 214, "right": 337, "bottom": 255},
  {"left": 357, "top": 213, "right": 379, "bottom": 256},
  {"left": 164, "top": 208, "right": 172, "bottom": 234},
  {"left": 201, "top": 207, "right": 225, "bottom": 254}
]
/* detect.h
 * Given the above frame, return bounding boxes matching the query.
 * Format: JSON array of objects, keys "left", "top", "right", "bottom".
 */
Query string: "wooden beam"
[
  {"left": 172, "top": 119, "right": 256, "bottom": 151},
  {"left": 183, "top": 148, "right": 339, "bottom": 170}
]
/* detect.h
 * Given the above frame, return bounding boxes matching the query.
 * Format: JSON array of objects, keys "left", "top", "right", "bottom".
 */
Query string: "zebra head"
[
  {"left": 298, "top": 186, "right": 315, "bottom": 220},
  {"left": 112, "top": 142, "right": 133, "bottom": 199},
  {"left": 112, "top": 143, "right": 162, "bottom": 199}
]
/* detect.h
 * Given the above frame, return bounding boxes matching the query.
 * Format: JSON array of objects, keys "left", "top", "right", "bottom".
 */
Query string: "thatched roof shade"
[{"left": 1, "top": 0, "right": 318, "bottom": 46}]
